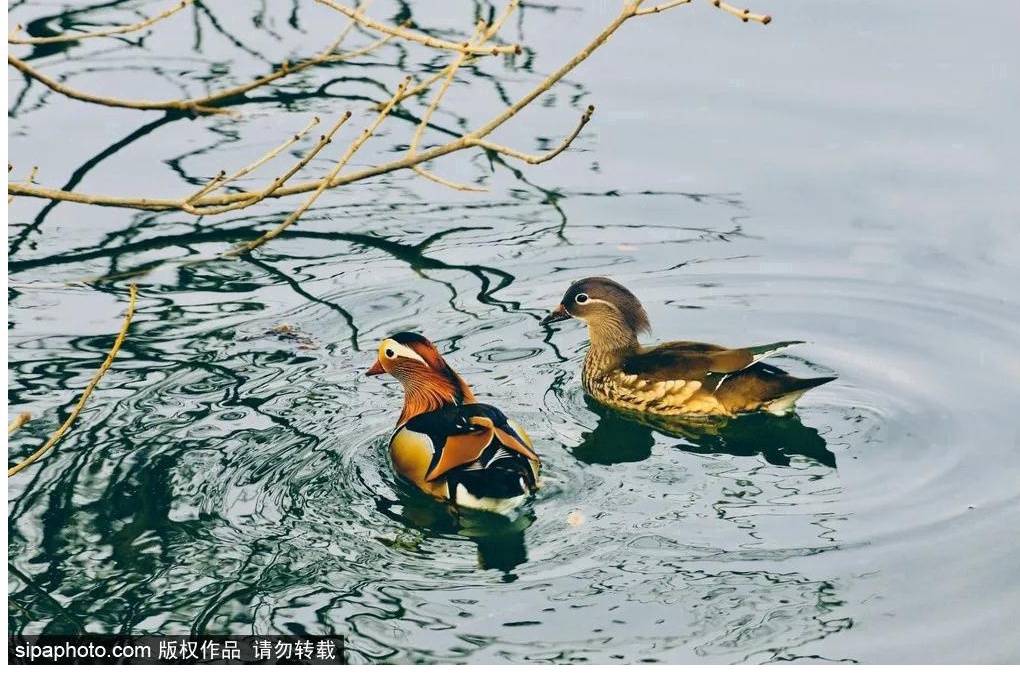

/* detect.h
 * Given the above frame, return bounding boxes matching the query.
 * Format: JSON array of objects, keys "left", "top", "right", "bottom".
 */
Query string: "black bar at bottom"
[{"left": 8, "top": 635, "right": 346, "bottom": 665}]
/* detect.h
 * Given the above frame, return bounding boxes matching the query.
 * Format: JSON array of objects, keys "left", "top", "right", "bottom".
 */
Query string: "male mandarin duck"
[
  {"left": 542, "top": 277, "right": 835, "bottom": 417},
  {"left": 366, "top": 332, "right": 541, "bottom": 514}
]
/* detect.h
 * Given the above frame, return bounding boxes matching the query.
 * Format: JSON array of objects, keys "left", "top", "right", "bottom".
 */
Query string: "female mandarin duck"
[
  {"left": 366, "top": 332, "right": 540, "bottom": 514},
  {"left": 542, "top": 277, "right": 835, "bottom": 417}
]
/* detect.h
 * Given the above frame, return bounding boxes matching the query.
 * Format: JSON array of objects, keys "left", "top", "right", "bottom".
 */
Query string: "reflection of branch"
[
  {"left": 407, "top": 22, "right": 487, "bottom": 192},
  {"left": 7, "top": 29, "right": 394, "bottom": 116},
  {"left": 9, "top": 563, "right": 85, "bottom": 633},
  {"left": 193, "top": 113, "right": 354, "bottom": 217},
  {"left": 473, "top": 105, "right": 594, "bottom": 164},
  {"left": 6, "top": 0, "right": 393, "bottom": 116},
  {"left": 8, "top": 54, "right": 224, "bottom": 114},
  {"left": 9, "top": 0, "right": 193, "bottom": 45},
  {"left": 406, "top": 3, "right": 521, "bottom": 192},
  {"left": 10, "top": 114, "right": 176, "bottom": 258},
  {"left": 8, "top": 284, "right": 138, "bottom": 478},
  {"left": 227, "top": 79, "right": 409, "bottom": 255},
  {"left": 184, "top": 116, "right": 322, "bottom": 208},
  {"left": 386, "top": 69, "right": 449, "bottom": 111},
  {"left": 315, "top": 0, "right": 521, "bottom": 56},
  {"left": 9, "top": 0, "right": 770, "bottom": 212},
  {"left": 245, "top": 257, "right": 363, "bottom": 351}
]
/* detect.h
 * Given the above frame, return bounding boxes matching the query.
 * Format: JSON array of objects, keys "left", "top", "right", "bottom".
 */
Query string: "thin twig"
[
  {"left": 185, "top": 112, "right": 353, "bottom": 216},
  {"left": 407, "top": 22, "right": 487, "bottom": 192},
  {"left": 7, "top": 25, "right": 394, "bottom": 115},
  {"left": 711, "top": 0, "right": 772, "bottom": 25},
  {"left": 383, "top": 67, "right": 450, "bottom": 110},
  {"left": 322, "top": 0, "right": 374, "bottom": 55},
  {"left": 227, "top": 79, "right": 411, "bottom": 255},
  {"left": 9, "top": 0, "right": 193, "bottom": 45},
  {"left": 385, "top": 0, "right": 519, "bottom": 115},
  {"left": 8, "top": 412, "right": 32, "bottom": 435},
  {"left": 315, "top": 0, "right": 521, "bottom": 56},
  {"left": 183, "top": 170, "right": 226, "bottom": 206},
  {"left": 8, "top": 284, "right": 138, "bottom": 478},
  {"left": 7, "top": 54, "right": 228, "bottom": 114},
  {"left": 488, "top": 0, "right": 522, "bottom": 37},
  {"left": 8, "top": 0, "right": 767, "bottom": 211},
  {"left": 472, "top": 104, "right": 595, "bottom": 164},
  {"left": 403, "top": 0, "right": 521, "bottom": 191},
  {"left": 8, "top": 165, "right": 38, "bottom": 204},
  {"left": 635, "top": 0, "right": 692, "bottom": 16},
  {"left": 183, "top": 116, "right": 321, "bottom": 209}
]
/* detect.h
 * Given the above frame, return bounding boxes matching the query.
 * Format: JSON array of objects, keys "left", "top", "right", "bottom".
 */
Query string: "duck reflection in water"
[
  {"left": 376, "top": 482, "right": 534, "bottom": 577},
  {"left": 571, "top": 396, "right": 836, "bottom": 468}
]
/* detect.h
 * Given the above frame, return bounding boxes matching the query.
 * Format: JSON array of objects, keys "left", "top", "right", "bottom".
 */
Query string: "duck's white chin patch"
[{"left": 454, "top": 485, "right": 528, "bottom": 515}]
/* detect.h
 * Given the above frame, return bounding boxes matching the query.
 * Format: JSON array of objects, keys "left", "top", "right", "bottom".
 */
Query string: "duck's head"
[
  {"left": 367, "top": 331, "right": 447, "bottom": 379},
  {"left": 367, "top": 332, "right": 475, "bottom": 422},
  {"left": 542, "top": 277, "right": 650, "bottom": 347}
]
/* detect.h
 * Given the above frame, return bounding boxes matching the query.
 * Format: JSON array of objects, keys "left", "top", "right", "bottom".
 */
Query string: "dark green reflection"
[
  {"left": 376, "top": 483, "right": 534, "bottom": 578},
  {"left": 571, "top": 396, "right": 836, "bottom": 468}
]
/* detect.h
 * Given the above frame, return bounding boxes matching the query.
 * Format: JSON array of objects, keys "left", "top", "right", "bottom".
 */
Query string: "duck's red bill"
[{"left": 365, "top": 359, "right": 385, "bottom": 376}]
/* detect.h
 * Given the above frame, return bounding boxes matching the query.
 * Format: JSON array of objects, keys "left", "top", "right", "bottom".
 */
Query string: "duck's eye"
[
  {"left": 575, "top": 293, "right": 590, "bottom": 304},
  {"left": 385, "top": 348, "right": 396, "bottom": 358}
]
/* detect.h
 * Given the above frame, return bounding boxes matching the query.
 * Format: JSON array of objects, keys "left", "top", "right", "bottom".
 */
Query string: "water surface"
[{"left": 8, "top": 0, "right": 1020, "bottom": 663}]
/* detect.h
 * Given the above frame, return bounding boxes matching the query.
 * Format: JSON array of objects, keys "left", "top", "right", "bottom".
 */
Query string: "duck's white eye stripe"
[
  {"left": 575, "top": 293, "right": 590, "bottom": 304},
  {"left": 385, "top": 340, "right": 428, "bottom": 365}
]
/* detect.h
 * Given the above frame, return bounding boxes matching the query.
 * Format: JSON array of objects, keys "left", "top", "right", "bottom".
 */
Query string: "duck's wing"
[
  {"left": 714, "top": 367, "right": 836, "bottom": 414},
  {"left": 622, "top": 340, "right": 805, "bottom": 383},
  {"left": 404, "top": 404, "right": 538, "bottom": 483}
]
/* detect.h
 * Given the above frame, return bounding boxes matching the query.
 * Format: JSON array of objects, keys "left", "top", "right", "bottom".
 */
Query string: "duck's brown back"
[{"left": 582, "top": 340, "right": 834, "bottom": 417}]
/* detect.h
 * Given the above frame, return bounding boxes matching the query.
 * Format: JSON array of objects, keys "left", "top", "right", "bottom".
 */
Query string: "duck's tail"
[
  {"left": 763, "top": 375, "right": 837, "bottom": 415},
  {"left": 746, "top": 340, "right": 805, "bottom": 365}
]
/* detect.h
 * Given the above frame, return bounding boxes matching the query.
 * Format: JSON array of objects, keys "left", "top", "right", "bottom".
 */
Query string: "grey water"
[{"left": 7, "top": 0, "right": 1020, "bottom": 663}]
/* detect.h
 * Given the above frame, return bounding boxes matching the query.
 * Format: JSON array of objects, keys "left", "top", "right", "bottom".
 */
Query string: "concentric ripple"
[{"left": 11, "top": 225, "right": 1018, "bottom": 661}]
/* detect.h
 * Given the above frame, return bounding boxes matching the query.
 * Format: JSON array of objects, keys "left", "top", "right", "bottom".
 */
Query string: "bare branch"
[
  {"left": 8, "top": 284, "right": 138, "bottom": 478},
  {"left": 321, "top": 0, "right": 375, "bottom": 55},
  {"left": 472, "top": 105, "right": 595, "bottom": 164},
  {"left": 227, "top": 79, "right": 411, "bottom": 255},
  {"left": 9, "top": 0, "right": 193, "bottom": 45},
  {"left": 7, "top": 54, "right": 227, "bottom": 114},
  {"left": 384, "top": 68, "right": 449, "bottom": 111},
  {"left": 185, "top": 113, "right": 353, "bottom": 216},
  {"left": 488, "top": 0, "right": 522, "bottom": 37},
  {"left": 407, "top": 22, "right": 488, "bottom": 192},
  {"left": 381, "top": 0, "right": 519, "bottom": 111},
  {"left": 8, "top": 412, "right": 32, "bottom": 435},
  {"left": 412, "top": 167, "right": 488, "bottom": 192},
  {"left": 635, "top": 0, "right": 692, "bottom": 16},
  {"left": 710, "top": 1, "right": 772, "bottom": 25},
  {"left": 7, "top": 23, "right": 394, "bottom": 115},
  {"left": 7, "top": 0, "right": 771, "bottom": 212},
  {"left": 315, "top": 0, "right": 521, "bottom": 56},
  {"left": 182, "top": 116, "right": 321, "bottom": 210},
  {"left": 8, "top": 165, "right": 38, "bottom": 204},
  {"left": 183, "top": 170, "right": 226, "bottom": 206}
]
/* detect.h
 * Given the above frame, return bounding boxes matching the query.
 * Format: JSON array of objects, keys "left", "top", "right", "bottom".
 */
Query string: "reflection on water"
[
  {"left": 571, "top": 397, "right": 836, "bottom": 468},
  {"left": 8, "top": 0, "right": 1020, "bottom": 664},
  {"left": 377, "top": 483, "right": 535, "bottom": 577}
]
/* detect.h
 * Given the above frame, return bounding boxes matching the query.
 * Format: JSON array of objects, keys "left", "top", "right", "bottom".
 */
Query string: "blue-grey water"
[{"left": 8, "top": 0, "right": 1020, "bottom": 663}]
